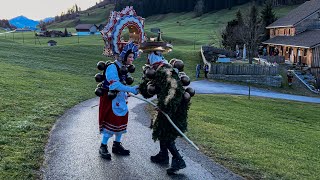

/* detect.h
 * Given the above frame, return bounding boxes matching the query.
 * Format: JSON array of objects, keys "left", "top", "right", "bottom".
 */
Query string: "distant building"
[
  {"left": 262, "top": 0, "right": 320, "bottom": 78},
  {"left": 47, "top": 40, "right": 57, "bottom": 46},
  {"left": 75, "top": 24, "right": 97, "bottom": 35},
  {"left": 15, "top": 28, "right": 33, "bottom": 32}
]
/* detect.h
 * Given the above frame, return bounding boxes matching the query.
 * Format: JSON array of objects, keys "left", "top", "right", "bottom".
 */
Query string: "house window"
[
  {"left": 284, "top": 29, "right": 287, "bottom": 35},
  {"left": 318, "top": 12, "right": 320, "bottom": 20},
  {"left": 289, "top": 29, "right": 291, "bottom": 35}
]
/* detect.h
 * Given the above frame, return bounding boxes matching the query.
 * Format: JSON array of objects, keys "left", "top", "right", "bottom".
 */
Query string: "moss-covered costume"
[{"left": 139, "top": 63, "right": 189, "bottom": 141}]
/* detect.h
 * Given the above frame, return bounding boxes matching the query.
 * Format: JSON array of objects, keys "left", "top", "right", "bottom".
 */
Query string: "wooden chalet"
[{"left": 262, "top": 0, "right": 320, "bottom": 78}]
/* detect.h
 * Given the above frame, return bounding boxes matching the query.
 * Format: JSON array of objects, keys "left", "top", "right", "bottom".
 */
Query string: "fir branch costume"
[
  {"left": 138, "top": 51, "right": 192, "bottom": 174},
  {"left": 139, "top": 64, "right": 189, "bottom": 141}
]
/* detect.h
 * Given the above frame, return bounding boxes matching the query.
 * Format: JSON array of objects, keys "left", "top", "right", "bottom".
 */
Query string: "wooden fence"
[
  {"left": 260, "top": 55, "right": 285, "bottom": 64},
  {"left": 210, "top": 64, "right": 279, "bottom": 76}
]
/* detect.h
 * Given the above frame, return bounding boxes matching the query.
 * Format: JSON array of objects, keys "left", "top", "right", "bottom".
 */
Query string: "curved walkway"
[
  {"left": 42, "top": 97, "right": 242, "bottom": 180},
  {"left": 190, "top": 80, "right": 320, "bottom": 104},
  {"left": 42, "top": 80, "right": 320, "bottom": 179}
]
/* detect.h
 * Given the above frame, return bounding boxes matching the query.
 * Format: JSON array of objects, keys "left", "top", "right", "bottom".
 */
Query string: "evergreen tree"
[
  {"left": 261, "top": 0, "right": 277, "bottom": 41},
  {"left": 221, "top": 10, "right": 244, "bottom": 50},
  {"left": 194, "top": 0, "right": 204, "bottom": 17}
]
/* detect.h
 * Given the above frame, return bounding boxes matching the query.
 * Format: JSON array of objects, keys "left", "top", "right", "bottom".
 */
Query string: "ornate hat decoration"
[
  {"left": 100, "top": 6, "right": 146, "bottom": 57},
  {"left": 139, "top": 31, "right": 173, "bottom": 54}
]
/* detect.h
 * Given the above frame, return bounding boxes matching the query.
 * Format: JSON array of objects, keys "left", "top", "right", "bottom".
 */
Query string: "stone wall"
[{"left": 209, "top": 74, "right": 283, "bottom": 87}]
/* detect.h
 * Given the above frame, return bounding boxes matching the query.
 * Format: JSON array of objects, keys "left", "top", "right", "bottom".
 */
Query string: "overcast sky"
[{"left": 0, "top": 0, "right": 98, "bottom": 20}]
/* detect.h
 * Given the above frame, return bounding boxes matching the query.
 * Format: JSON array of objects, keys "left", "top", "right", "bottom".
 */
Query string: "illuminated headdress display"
[{"left": 100, "top": 6, "right": 145, "bottom": 57}]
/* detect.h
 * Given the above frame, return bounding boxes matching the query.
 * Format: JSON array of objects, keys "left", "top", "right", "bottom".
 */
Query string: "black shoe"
[
  {"left": 99, "top": 144, "right": 111, "bottom": 160},
  {"left": 150, "top": 152, "right": 169, "bottom": 164},
  {"left": 166, "top": 157, "right": 186, "bottom": 175},
  {"left": 112, "top": 141, "right": 130, "bottom": 155}
]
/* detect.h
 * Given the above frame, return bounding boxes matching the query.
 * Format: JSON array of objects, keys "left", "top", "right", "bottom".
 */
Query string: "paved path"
[
  {"left": 42, "top": 97, "right": 242, "bottom": 180},
  {"left": 190, "top": 80, "right": 320, "bottom": 104},
  {"left": 42, "top": 80, "right": 320, "bottom": 179}
]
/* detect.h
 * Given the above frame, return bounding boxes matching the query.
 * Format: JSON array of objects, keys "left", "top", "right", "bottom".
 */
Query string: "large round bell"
[
  {"left": 126, "top": 76, "right": 134, "bottom": 85},
  {"left": 120, "top": 65, "right": 128, "bottom": 75},
  {"left": 95, "top": 73, "right": 105, "bottom": 82},
  {"left": 180, "top": 75, "right": 190, "bottom": 86},
  {"left": 145, "top": 68, "right": 156, "bottom": 79},
  {"left": 183, "top": 92, "right": 191, "bottom": 102},
  {"left": 185, "top": 87, "right": 195, "bottom": 97},
  {"left": 95, "top": 87, "right": 104, "bottom": 97},
  {"left": 97, "top": 82, "right": 103, "bottom": 88},
  {"left": 97, "top": 61, "right": 106, "bottom": 71},
  {"left": 127, "top": 64, "right": 135, "bottom": 73},
  {"left": 108, "top": 91, "right": 117, "bottom": 100},
  {"left": 147, "top": 84, "right": 156, "bottom": 95},
  {"left": 179, "top": 72, "right": 186, "bottom": 77},
  {"left": 169, "top": 59, "right": 176, "bottom": 66},
  {"left": 173, "top": 60, "right": 184, "bottom": 71}
]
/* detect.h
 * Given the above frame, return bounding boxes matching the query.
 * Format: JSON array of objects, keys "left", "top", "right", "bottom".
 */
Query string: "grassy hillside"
[
  {"left": 0, "top": 3, "right": 303, "bottom": 179},
  {"left": 47, "top": 5, "right": 114, "bottom": 29}
]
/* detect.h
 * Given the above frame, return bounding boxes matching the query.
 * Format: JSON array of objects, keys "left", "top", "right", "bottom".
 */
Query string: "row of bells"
[
  {"left": 144, "top": 59, "right": 195, "bottom": 102},
  {"left": 94, "top": 61, "right": 136, "bottom": 98}
]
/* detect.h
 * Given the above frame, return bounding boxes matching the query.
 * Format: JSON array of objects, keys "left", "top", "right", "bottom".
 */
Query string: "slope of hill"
[
  {"left": 9, "top": 15, "right": 39, "bottom": 29},
  {"left": 47, "top": 5, "right": 114, "bottom": 29},
  {"left": 48, "top": 3, "right": 297, "bottom": 46}
]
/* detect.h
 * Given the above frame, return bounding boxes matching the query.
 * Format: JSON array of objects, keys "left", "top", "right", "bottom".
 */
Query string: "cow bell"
[
  {"left": 97, "top": 61, "right": 106, "bottom": 71},
  {"left": 145, "top": 68, "right": 156, "bottom": 79},
  {"left": 95, "top": 73, "right": 105, "bottom": 82},
  {"left": 126, "top": 76, "right": 134, "bottom": 85},
  {"left": 95, "top": 87, "right": 105, "bottom": 97},
  {"left": 147, "top": 84, "right": 156, "bottom": 95},
  {"left": 120, "top": 65, "right": 128, "bottom": 75},
  {"left": 128, "top": 64, "right": 135, "bottom": 73},
  {"left": 185, "top": 87, "right": 195, "bottom": 97},
  {"left": 183, "top": 92, "right": 191, "bottom": 102},
  {"left": 169, "top": 59, "right": 176, "bottom": 66},
  {"left": 173, "top": 60, "right": 184, "bottom": 71},
  {"left": 180, "top": 75, "right": 190, "bottom": 86},
  {"left": 108, "top": 91, "right": 117, "bottom": 100}
]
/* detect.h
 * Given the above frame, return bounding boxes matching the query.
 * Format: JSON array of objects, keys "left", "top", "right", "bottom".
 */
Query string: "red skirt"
[{"left": 99, "top": 94, "right": 128, "bottom": 133}]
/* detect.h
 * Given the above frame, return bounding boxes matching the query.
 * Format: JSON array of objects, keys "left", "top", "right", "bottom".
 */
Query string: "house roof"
[
  {"left": 267, "top": 0, "right": 320, "bottom": 28},
  {"left": 47, "top": 40, "right": 57, "bottom": 43},
  {"left": 262, "top": 29, "right": 320, "bottom": 48},
  {"left": 75, "top": 24, "right": 96, "bottom": 30}
]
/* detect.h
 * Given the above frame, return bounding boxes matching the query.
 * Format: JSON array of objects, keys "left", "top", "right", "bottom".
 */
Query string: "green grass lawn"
[
  {"left": 188, "top": 95, "right": 320, "bottom": 180},
  {"left": 0, "top": 3, "right": 304, "bottom": 179}
]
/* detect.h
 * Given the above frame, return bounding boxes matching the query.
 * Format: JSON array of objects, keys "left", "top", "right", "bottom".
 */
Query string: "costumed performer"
[
  {"left": 98, "top": 42, "right": 139, "bottom": 160},
  {"left": 139, "top": 39, "right": 192, "bottom": 174}
]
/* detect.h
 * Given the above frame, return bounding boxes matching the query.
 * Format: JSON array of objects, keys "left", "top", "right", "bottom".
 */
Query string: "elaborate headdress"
[{"left": 100, "top": 6, "right": 146, "bottom": 58}]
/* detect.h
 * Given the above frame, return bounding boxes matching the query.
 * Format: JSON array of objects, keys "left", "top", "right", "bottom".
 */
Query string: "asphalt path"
[
  {"left": 42, "top": 80, "right": 320, "bottom": 179},
  {"left": 191, "top": 80, "right": 320, "bottom": 104},
  {"left": 42, "top": 96, "right": 243, "bottom": 180}
]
